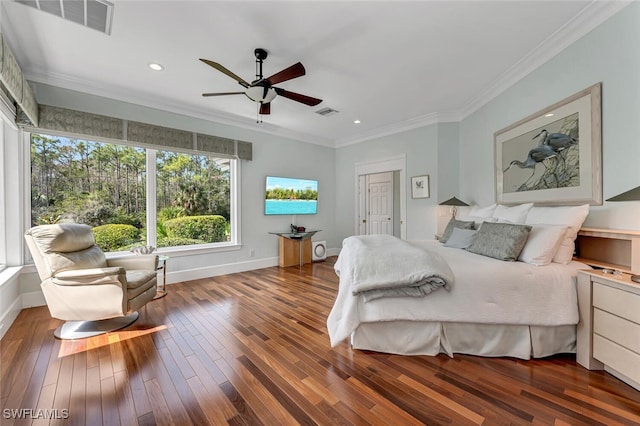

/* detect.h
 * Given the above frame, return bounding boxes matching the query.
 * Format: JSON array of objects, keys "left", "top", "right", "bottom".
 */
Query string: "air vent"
[
  {"left": 315, "top": 107, "right": 339, "bottom": 117},
  {"left": 15, "top": 0, "right": 114, "bottom": 35}
]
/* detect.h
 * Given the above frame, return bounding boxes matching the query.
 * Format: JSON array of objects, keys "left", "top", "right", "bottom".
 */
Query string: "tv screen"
[{"left": 265, "top": 176, "right": 318, "bottom": 215}]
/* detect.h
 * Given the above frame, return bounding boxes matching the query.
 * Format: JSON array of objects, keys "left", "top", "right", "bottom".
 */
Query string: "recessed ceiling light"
[
  {"left": 354, "top": 120, "right": 361, "bottom": 124},
  {"left": 544, "top": 113, "right": 554, "bottom": 117},
  {"left": 148, "top": 63, "right": 164, "bottom": 71}
]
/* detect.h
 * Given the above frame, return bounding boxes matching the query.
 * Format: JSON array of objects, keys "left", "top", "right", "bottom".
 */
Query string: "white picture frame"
[{"left": 495, "top": 83, "right": 602, "bottom": 205}]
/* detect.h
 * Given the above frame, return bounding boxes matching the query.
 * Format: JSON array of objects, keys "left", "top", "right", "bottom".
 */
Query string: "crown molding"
[
  {"left": 334, "top": 111, "right": 462, "bottom": 148},
  {"left": 458, "top": 0, "right": 633, "bottom": 120}
]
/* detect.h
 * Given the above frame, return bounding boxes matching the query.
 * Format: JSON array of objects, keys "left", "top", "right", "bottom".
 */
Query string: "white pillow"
[
  {"left": 492, "top": 203, "right": 534, "bottom": 224},
  {"left": 525, "top": 204, "right": 590, "bottom": 264},
  {"left": 461, "top": 215, "right": 498, "bottom": 229},
  {"left": 443, "top": 228, "right": 477, "bottom": 249},
  {"left": 469, "top": 203, "right": 497, "bottom": 219},
  {"left": 518, "top": 224, "right": 567, "bottom": 266}
]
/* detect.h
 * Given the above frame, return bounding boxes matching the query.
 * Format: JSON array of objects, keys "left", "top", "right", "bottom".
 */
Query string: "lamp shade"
[
  {"left": 606, "top": 186, "right": 640, "bottom": 202},
  {"left": 439, "top": 197, "right": 469, "bottom": 207}
]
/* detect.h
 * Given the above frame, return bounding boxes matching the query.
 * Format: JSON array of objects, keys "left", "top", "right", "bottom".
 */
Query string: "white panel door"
[{"left": 367, "top": 172, "right": 393, "bottom": 235}]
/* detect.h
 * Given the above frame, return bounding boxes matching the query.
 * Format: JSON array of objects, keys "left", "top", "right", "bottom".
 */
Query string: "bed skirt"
[{"left": 350, "top": 321, "right": 576, "bottom": 360}]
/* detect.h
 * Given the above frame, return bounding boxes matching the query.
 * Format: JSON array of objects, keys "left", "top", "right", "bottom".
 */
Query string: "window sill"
[{"left": 106, "top": 242, "right": 242, "bottom": 259}]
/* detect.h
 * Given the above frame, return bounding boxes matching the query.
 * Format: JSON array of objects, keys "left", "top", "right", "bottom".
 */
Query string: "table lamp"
[
  {"left": 439, "top": 196, "right": 469, "bottom": 219},
  {"left": 607, "top": 185, "right": 640, "bottom": 282}
]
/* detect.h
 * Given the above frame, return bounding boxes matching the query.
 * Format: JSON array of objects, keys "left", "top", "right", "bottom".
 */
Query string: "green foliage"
[
  {"left": 158, "top": 237, "right": 206, "bottom": 247},
  {"left": 106, "top": 211, "right": 144, "bottom": 228},
  {"left": 30, "top": 134, "right": 233, "bottom": 248},
  {"left": 158, "top": 206, "right": 187, "bottom": 222},
  {"left": 156, "top": 221, "right": 168, "bottom": 239},
  {"left": 163, "top": 215, "right": 227, "bottom": 243},
  {"left": 265, "top": 187, "right": 317, "bottom": 201},
  {"left": 93, "top": 224, "right": 141, "bottom": 252}
]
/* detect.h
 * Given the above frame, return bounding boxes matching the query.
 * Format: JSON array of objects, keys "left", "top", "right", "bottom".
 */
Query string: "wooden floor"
[{"left": 2, "top": 258, "right": 640, "bottom": 425}]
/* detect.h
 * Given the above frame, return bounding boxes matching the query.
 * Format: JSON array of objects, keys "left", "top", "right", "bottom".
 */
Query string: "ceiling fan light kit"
[{"left": 200, "top": 48, "right": 322, "bottom": 122}]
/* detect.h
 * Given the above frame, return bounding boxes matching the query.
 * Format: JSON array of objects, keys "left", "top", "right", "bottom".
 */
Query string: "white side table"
[{"left": 153, "top": 255, "right": 169, "bottom": 299}]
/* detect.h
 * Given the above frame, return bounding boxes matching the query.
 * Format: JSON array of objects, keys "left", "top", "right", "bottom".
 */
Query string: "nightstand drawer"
[
  {"left": 593, "top": 334, "right": 640, "bottom": 384},
  {"left": 594, "top": 308, "right": 640, "bottom": 354},
  {"left": 593, "top": 282, "right": 640, "bottom": 323}
]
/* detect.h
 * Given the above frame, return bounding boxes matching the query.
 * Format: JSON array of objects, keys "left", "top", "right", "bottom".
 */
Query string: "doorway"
[
  {"left": 355, "top": 155, "right": 406, "bottom": 239},
  {"left": 365, "top": 172, "right": 394, "bottom": 235}
]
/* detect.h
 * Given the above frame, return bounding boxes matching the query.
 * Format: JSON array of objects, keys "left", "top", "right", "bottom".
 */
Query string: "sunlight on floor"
[{"left": 57, "top": 325, "right": 167, "bottom": 357}]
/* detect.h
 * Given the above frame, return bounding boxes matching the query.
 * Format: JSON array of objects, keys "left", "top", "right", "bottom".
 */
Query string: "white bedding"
[
  {"left": 338, "top": 234, "right": 453, "bottom": 298},
  {"left": 327, "top": 239, "right": 589, "bottom": 347}
]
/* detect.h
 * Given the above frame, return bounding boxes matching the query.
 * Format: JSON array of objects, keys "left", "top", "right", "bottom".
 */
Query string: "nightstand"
[{"left": 577, "top": 269, "right": 640, "bottom": 390}]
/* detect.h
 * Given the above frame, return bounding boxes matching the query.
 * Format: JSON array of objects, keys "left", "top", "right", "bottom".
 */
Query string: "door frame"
[{"left": 354, "top": 154, "right": 406, "bottom": 239}]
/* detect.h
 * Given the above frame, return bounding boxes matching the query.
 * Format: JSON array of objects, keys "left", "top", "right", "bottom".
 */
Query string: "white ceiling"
[{"left": 0, "top": 1, "right": 630, "bottom": 147}]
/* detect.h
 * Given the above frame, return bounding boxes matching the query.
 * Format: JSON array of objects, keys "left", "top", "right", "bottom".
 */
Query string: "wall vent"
[
  {"left": 315, "top": 107, "right": 339, "bottom": 117},
  {"left": 15, "top": 0, "right": 114, "bottom": 35}
]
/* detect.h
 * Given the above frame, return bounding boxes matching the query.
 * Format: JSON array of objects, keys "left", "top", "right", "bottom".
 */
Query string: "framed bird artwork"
[{"left": 494, "top": 83, "right": 602, "bottom": 206}]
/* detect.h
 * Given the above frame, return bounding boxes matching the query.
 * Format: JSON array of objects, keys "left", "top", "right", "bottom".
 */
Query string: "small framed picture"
[{"left": 411, "top": 175, "right": 430, "bottom": 199}]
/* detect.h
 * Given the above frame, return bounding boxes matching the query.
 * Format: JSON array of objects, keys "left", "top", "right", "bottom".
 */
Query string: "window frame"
[{"left": 25, "top": 130, "right": 242, "bottom": 258}]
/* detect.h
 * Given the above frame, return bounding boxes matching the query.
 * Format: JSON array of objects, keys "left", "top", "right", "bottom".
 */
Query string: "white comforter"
[
  {"left": 337, "top": 234, "right": 453, "bottom": 296},
  {"left": 327, "top": 239, "right": 589, "bottom": 347}
]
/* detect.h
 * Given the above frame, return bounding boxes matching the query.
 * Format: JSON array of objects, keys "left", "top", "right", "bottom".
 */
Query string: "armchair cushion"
[
  {"left": 125, "top": 270, "right": 158, "bottom": 290},
  {"left": 107, "top": 254, "right": 158, "bottom": 271},
  {"left": 52, "top": 267, "right": 126, "bottom": 286}
]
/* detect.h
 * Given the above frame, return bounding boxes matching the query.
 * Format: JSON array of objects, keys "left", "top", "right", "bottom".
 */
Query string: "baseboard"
[
  {"left": 327, "top": 248, "right": 340, "bottom": 258},
  {"left": 165, "top": 256, "right": 280, "bottom": 284},
  {"left": 0, "top": 296, "right": 22, "bottom": 341},
  {"left": 22, "top": 290, "right": 47, "bottom": 308}
]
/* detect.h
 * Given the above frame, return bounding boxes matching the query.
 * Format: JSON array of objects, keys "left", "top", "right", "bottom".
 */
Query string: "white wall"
[{"left": 459, "top": 3, "right": 640, "bottom": 229}]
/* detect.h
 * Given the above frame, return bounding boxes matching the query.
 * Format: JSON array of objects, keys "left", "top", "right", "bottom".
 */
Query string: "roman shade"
[
  {"left": 25, "top": 104, "right": 253, "bottom": 160},
  {"left": 0, "top": 33, "right": 38, "bottom": 126}
]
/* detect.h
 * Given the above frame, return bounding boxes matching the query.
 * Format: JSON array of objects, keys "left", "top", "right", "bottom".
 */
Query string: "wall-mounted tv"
[{"left": 265, "top": 176, "right": 318, "bottom": 215}]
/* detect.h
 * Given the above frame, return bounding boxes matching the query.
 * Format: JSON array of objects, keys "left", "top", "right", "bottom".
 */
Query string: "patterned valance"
[
  {"left": 0, "top": 33, "right": 38, "bottom": 126},
  {"left": 25, "top": 104, "right": 252, "bottom": 160}
]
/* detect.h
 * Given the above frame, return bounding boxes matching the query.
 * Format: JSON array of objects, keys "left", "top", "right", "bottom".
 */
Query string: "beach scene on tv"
[{"left": 265, "top": 176, "right": 318, "bottom": 215}]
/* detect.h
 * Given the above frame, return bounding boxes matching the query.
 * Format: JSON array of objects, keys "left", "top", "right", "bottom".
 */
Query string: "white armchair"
[{"left": 24, "top": 223, "right": 158, "bottom": 339}]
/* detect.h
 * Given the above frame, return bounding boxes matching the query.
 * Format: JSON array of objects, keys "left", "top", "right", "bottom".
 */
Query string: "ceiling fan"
[{"left": 199, "top": 48, "right": 322, "bottom": 119}]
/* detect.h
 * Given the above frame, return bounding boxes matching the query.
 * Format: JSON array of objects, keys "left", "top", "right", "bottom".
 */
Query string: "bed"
[{"left": 327, "top": 204, "right": 592, "bottom": 359}]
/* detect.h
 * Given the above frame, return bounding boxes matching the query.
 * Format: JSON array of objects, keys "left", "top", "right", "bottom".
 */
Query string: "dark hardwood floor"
[{"left": 2, "top": 257, "right": 640, "bottom": 425}]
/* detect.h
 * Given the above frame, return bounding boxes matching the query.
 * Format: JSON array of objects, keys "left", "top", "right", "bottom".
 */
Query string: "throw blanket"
[{"left": 336, "top": 235, "right": 454, "bottom": 302}]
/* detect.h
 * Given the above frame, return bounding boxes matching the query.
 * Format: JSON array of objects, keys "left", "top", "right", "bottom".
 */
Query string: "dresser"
[{"left": 575, "top": 228, "right": 640, "bottom": 391}]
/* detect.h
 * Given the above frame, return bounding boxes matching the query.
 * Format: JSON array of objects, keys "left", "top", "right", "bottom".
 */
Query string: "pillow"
[
  {"left": 440, "top": 218, "right": 475, "bottom": 244},
  {"left": 443, "top": 228, "right": 477, "bottom": 249},
  {"left": 525, "top": 204, "right": 589, "bottom": 264},
  {"left": 492, "top": 203, "right": 533, "bottom": 223},
  {"left": 469, "top": 203, "right": 497, "bottom": 218},
  {"left": 462, "top": 215, "right": 498, "bottom": 229},
  {"left": 518, "top": 224, "right": 567, "bottom": 266},
  {"left": 466, "top": 222, "right": 532, "bottom": 261}
]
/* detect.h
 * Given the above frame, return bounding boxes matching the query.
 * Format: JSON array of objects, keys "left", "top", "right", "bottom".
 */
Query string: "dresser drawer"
[
  {"left": 593, "top": 334, "right": 640, "bottom": 384},
  {"left": 594, "top": 308, "right": 640, "bottom": 354},
  {"left": 593, "top": 282, "right": 640, "bottom": 323}
]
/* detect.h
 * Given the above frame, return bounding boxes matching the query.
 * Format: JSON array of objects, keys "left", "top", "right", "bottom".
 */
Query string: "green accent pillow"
[{"left": 466, "top": 222, "right": 532, "bottom": 261}]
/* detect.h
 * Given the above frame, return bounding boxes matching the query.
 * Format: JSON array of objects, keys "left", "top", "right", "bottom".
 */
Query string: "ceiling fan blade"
[
  {"left": 273, "top": 87, "right": 322, "bottom": 106},
  {"left": 202, "top": 92, "right": 245, "bottom": 97},
  {"left": 259, "top": 103, "right": 271, "bottom": 115},
  {"left": 264, "top": 62, "right": 306, "bottom": 85},
  {"left": 199, "top": 58, "right": 250, "bottom": 88}
]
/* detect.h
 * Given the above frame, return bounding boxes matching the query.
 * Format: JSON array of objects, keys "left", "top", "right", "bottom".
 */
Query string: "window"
[{"left": 30, "top": 133, "right": 236, "bottom": 253}]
